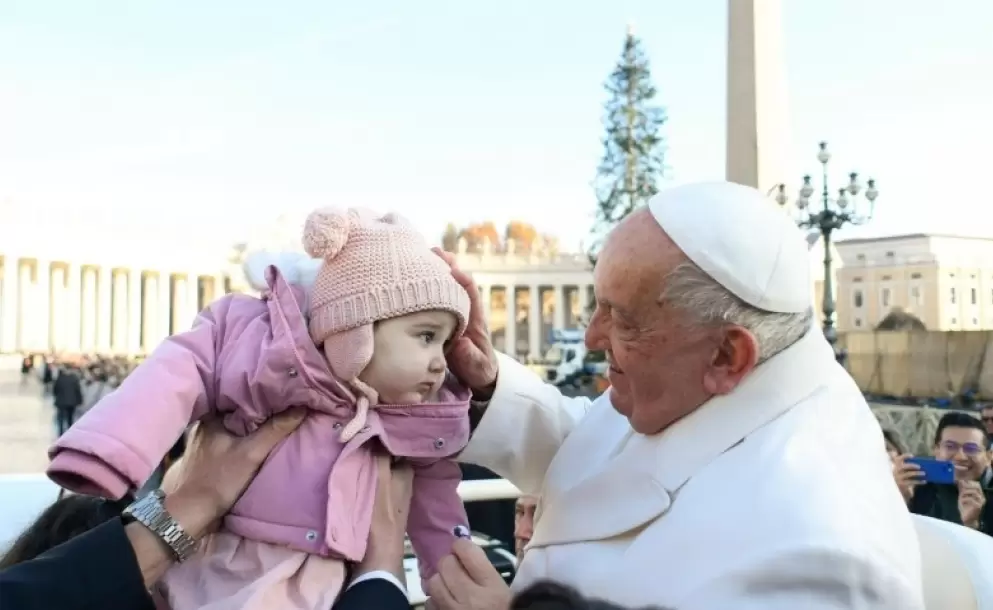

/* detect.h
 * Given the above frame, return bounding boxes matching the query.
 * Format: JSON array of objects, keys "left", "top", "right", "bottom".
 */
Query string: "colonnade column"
[
  {"left": 142, "top": 274, "right": 157, "bottom": 353},
  {"left": 528, "top": 285, "right": 542, "bottom": 361},
  {"left": 96, "top": 266, "right": 112, "bottom": 353},
  {"left": 127, "top": 270, "right": 142, "bottom": 354},
  {"left": 65, "top": 265, "right": 81, "bottom": 353},
  {"left": 1, "top": 256, "right": 19, "bottom": 353},
  {"left": 37, "top": 261, "right": 52, "bottom": 351},
  {"left": 17, "top": 262, "right": 31, "bottom": 351},
  {"left": 505, "top": 287, "right": 517, "bottom": 359},
  {"left": 157, "top": 273, "right": 172, "bottom": 343},
  {"left": 552, "top": 284, "right": 566, "bottom": 331},
  {"left": 183, "top": 274, "right": 200, "bottom": 330},
  {"left": 478, "top": 285, "right": 492, "bottom": 328},
  {"left": 80, "top": 268, "right": 97, "bottom": 352},
  {"left": 50, "top": 266, "right": 66, "bottom": 351},
  {"left": 112, "top": 270, "right": 129, "bottom": 353}
]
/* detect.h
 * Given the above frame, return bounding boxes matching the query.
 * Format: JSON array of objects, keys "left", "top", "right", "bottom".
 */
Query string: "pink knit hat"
[{"left": 303, "top": 207, "right": 470, "bottom": 439}]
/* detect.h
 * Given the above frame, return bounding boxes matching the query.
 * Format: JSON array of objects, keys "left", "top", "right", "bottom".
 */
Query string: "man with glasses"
[{"left": 904, "top": 412, "right": 993, "bottom": 536}]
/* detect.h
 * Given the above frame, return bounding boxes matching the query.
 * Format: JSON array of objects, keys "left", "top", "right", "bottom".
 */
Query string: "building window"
[
  {"left": 856, "top": 254, "right": 866, "bottom": 262},
  {"left": 881, "top": 288, "right": 892, "bottom": 308},
  {"left": 886, "top": 251, "right": 895, "bottom": 257},
  {"left": 854, "top": 290, "right": 864, "bottom": 308},
  {"left": 854, "top": 318, "right": 863, "bottom": 328},
  {"left": 911, "top": 272, "right": 922, "bottom": 279},
  {"left": 881, "top": 275, "right": 892, "bottom": 281},
  {"left": 910, "top": 286, "right": 922, "bottom": 306},
  {"left": 973, "top": 318, "right": 979, "bottom": 325},
  {"left": 951, "top": 288, "right": 957, "bottom": 304},
  {"left": 950, "top": 273, "right": 956, "bottom": 278},
  {"left": 972, "top": 288, "right": 978, "bottom": 305},
  {"left": 852, "top": 277, "right": 863, "bottom": 283},
  {"left": 952, "top": 317, "right": 958, "bottom": 325}
]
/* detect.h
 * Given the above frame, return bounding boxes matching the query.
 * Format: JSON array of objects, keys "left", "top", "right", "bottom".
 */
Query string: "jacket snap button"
[
  {"left": 434, "top": 438, "right": 445, "bottom": 449},
  {"left": 287, "top": 367, "right": 299, "bottom": 378},
  {"left": 305, "top": 530, "right": 318, "bottom": 542},
  {"left": 333, "top": 422, "right": 342, "bottom": 430}
]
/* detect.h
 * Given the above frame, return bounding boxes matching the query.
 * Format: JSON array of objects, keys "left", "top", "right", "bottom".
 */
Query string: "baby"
[{"left": 47, "top": 207, "right": 473, "bottom": 610}]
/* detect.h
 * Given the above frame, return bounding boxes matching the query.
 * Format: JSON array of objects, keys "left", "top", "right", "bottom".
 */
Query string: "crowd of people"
[
  {"left": 2, "top": 182, "right": 992, "bottom": 609},
  {"left": 21, "top": 353, "right": 140, "bottom": 434}
]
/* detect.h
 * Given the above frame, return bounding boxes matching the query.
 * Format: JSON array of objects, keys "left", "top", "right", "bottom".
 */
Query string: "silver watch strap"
[{"left": 123, "top": 489, "right": 199, "bottom": 562}]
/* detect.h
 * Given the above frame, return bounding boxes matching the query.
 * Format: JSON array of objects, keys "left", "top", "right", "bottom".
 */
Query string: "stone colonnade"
[
  {"left": 0, "top": 254, "right": 229, "bottom": 355},
  {"left": 454, "top": 245, "right": 594, "bottom": 362},
  {"left": 476, "top": 283, "right": 593, "bottom": 361}
]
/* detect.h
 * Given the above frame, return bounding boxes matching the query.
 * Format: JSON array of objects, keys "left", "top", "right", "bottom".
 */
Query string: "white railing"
[{"left": 457, "top": 478, "right": 520, "bottom": 503}]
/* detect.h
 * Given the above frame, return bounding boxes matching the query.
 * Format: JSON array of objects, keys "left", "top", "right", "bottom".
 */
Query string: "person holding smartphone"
[{"left": 897, "top": 412, "right": 993, "bottom": 536}]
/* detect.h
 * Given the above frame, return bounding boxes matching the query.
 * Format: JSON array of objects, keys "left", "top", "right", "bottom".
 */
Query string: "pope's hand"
[
  {"left": 426, "top": 539, "right": 511, "bottom": 610},
  {"left": 433, "top": 248, "right": 499, "bottom": 398}
]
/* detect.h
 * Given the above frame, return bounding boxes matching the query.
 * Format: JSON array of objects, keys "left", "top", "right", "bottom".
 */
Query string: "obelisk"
[{"left": 725, "top": 0, "right": 790, "bottom": 194}]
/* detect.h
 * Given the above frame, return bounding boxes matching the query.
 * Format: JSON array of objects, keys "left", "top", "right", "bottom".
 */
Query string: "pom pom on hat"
[{"left": 303, "top": 207, "right": 351, "bottom": 260}]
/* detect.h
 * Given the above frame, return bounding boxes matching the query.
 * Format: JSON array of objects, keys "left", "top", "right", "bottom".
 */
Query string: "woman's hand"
[
  {"left": 162, "top": 408, "right": 306, "bottom": 539},
  {"left": 433, "top": 248, "right": 499, "bottom": 398},
  {"left": 130, "top": 408, "right": 306, "bottom": 587},
  {"left": 354, "top": 455, "right": 415, "bottom": 585}
]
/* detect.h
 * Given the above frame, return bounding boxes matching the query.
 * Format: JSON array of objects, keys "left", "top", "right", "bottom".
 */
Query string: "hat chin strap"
[{"left": 339, "top": 377, "right": 379, "bottom": 442}]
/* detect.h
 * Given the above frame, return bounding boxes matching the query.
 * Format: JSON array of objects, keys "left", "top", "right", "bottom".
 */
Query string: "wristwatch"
[{"left": 122, "top": 488, "right": 199, "bottom": 562}]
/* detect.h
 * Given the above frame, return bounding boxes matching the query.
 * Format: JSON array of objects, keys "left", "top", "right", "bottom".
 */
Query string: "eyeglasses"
[{"left": 938, "top": 440, "right": 986, "bottom": 456}]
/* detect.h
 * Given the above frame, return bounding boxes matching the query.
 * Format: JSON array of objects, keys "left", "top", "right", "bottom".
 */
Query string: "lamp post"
[{"left": 775, "top": 141, "right": 879, "bottom": 347}]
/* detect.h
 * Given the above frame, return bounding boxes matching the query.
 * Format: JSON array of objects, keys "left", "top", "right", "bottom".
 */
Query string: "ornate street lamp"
[{"left": 775, "top": 141, "right": 879, "bottom": 347}]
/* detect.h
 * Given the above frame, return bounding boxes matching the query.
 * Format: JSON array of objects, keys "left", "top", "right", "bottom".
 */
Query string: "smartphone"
[{"left": 905, "top": 457, "right": 956, "bottom": 485}]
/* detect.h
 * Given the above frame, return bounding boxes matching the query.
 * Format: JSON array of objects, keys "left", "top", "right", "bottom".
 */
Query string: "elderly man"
[{"left": 428, "top": 182, "right": 924, "bottom": 609}]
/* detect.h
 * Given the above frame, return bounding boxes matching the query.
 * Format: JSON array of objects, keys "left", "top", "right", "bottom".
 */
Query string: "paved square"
[{"left": 0, "top": 364, "right": 54, "bottom": 474}]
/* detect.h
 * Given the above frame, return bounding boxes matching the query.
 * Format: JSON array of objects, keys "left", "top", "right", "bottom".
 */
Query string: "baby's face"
[{"left": 358, "top": 310, "right": 458, "bottom": 404}]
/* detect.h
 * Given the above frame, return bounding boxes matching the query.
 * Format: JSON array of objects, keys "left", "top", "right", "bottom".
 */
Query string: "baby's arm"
[
  {"left": 405, "top": 459, "right": 469, "bottom": 588},
  {"left": 47, "top": 297, "right": 233, "bottom": 499}
]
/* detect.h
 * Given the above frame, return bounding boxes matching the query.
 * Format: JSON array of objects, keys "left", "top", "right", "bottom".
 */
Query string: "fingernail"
[{"left": 453, "top": 525, "right": 471, "bottom": 539}]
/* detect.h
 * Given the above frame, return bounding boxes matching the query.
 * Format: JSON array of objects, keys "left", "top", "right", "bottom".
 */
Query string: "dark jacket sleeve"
[
  {"left": 333, "top": 578, "right": 410, "bottom": 610},
  {"left": 0, "top": 519, "right": 156, "bottom": 610}
]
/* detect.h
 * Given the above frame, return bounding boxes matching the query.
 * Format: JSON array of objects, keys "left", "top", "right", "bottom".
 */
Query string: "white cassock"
[{"left": 459, "top": 326, "right": 925, "bottom": 609}]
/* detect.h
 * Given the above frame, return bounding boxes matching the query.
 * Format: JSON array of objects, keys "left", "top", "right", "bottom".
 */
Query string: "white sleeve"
[
  {"left": 458, "top": 352, "right": 592, "bottom": 495},
  {"left": 347, "top": 570, "right": 407, "bottom": 594}
]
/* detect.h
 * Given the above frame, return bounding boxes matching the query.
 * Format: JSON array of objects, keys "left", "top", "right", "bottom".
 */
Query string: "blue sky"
[{"left": 0, "top": 0, "right": 990, "bottom": 251}]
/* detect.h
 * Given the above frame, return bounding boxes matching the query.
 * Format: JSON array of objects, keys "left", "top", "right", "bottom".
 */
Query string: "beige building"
[{"left": 835, "top": 234, "right": 993, "bottom": 332}]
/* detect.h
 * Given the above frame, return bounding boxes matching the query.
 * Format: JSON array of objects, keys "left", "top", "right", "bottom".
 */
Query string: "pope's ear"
[{"left": 704, "top": 326, "right": 759, "bottom": 395}]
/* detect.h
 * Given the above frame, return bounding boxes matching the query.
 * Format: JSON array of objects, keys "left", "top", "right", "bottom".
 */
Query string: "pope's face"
[{"left": 585, "top": 210, "right": 718, "bottom": 435}]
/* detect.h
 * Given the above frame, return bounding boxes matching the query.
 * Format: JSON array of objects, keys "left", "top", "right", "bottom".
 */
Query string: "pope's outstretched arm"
[{"left": 457, "top": 352, "right": 593, "bottom": 495}]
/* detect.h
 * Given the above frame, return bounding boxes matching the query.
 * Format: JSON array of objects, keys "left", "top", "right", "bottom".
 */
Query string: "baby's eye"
[{"left": 419, "top": 331, "right": 437, "bottom": 344}]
